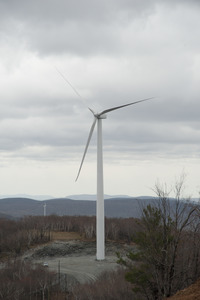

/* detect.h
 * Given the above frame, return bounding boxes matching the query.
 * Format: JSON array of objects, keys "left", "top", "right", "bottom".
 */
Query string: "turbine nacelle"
[
  {"left": 89, "top": 108, "right": 107, "bottom": 119},
  {"left": 96, "top": 113, "right": 107, "bottom": 119}
]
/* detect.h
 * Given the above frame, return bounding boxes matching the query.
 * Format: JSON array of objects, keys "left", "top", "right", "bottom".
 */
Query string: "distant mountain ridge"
[
  {"left": 66, "top": 194, "right": 132, "bottom": 201},
  {"left": 0, "top": 194, "right": 134, "bottom": 201},
  {"left": 0, "top": 195, "right": 197, "bottom": 220},
  {"left": 0, "top": 194, "right": 55, "bottom": 201},
  {"left": 0, "top": 196, "right": 153, "bottom": 219}
]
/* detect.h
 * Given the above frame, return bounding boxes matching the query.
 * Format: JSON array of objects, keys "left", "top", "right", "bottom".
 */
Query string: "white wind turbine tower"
[
  {"left": 76, "top": 98, "right": 154, "bottom": 260},
  {"left": 43, "top": 203, "right": 46, "bottom": 217}
]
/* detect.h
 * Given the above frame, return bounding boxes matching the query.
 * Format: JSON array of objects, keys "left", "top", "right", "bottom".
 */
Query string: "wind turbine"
[
  {"left": 55, "top": 68, "right": 154, "bottom": 260},
  {"left": 76, "top": 98, "right": 154, "bottom": 260},
  {"left": 43, "top": 203, "right": 46, "bottom": 217}
]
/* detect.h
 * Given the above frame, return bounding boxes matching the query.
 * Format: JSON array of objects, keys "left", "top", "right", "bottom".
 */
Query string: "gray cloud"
[
  {"left": 0, "top": 0, "right": 200, "bottom": 198},
  {"left": 0, "top": 0, "right": 199, "bottom": 167},
  {"left": 0, "top": 0, "right": 158, "bottom": 56}
]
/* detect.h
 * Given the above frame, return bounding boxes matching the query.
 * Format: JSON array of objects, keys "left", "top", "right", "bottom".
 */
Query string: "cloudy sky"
[{"left": 0, "top": 0, "right": 200, "bottom": 199}]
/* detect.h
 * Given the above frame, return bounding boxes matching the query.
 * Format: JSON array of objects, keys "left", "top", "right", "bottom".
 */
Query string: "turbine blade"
[
  {"left": 75, "top": 117, "right": 97, "bottom": 181},
  {"left": 55, "top": 67, "right": 88, "bottom": 108},
  {"left": 99, "top": 97, "right": 154, "bottom": 116},
  {"left": 88, "top": 107, "right": 95, "bottom": 115},
  {"left": 55, "top": 67, "right": 82, "bottom": 99}
]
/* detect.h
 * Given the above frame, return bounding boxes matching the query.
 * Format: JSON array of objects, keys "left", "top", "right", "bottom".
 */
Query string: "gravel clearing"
[{"left": 23, "top": 240, "right": 134, "bottom": 285}]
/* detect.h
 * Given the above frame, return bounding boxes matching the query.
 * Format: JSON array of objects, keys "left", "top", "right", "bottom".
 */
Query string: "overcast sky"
[{"left": 0, "top": 0, "right": 200, "bottom": 199}]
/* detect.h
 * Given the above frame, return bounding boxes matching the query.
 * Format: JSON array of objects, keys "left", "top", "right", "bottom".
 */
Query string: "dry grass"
[
  {"left": 51, "top": 231, "right": 83, "bottom": 241},
  {"left": 71, "top": 268, "right": 134, "bottom": 300},
  {"left": 168, "top": 279, "right": 200, "bottom": 300}
]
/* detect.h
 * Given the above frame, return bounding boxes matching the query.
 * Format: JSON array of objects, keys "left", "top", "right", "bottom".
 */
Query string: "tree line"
[{"left": 0, "top": 214, "right": 139, "bottom": 258}]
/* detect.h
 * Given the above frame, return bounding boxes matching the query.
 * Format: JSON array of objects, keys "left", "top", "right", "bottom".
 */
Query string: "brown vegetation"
[
  {"left": 70, "top": 268, "right": 134, "bottom": 300},
  {"left": 167, "top": 279, "right": 200, "bottom": 300},
  {"left": 0, "top": 259, "right": 58, "bottom": 300},
  {"left": 51, "top": 231, "right": 83, "bottom": 241}
]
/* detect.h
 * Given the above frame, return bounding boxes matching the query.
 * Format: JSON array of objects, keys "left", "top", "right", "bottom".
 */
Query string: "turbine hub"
[{"left": 97, "top": 113, "right": 107, "bottom": 119}]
